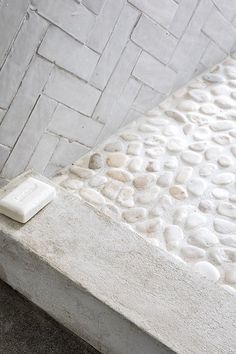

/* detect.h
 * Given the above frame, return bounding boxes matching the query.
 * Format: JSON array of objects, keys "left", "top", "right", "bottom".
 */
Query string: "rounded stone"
[
  {"left": 210, "top": 121, "right": 234, "bottom": 132},
  {"left": 164, "top": 225, "right": 184, "bottom": 250},
  {"left": 221, "top": 284, "right": 236, "bottom": 296},
  {"left": 139, "top": 123, "right": 154, "bottom": 132},
  {"left": 89, "top": 175, "right": 107, "bottom": 188},
  {"left": 104, "top": 141, "right": 124, "bottom": 152},
  {"left": 165, "top": 109, "right": 187, "bottom": 123},
  {"left": 127, "top": 142, "right": 142, "bottom": 155},
  {"left": 146, "top": 161, "right": 160, "bottom": 172},
  {"left": 88, "top": 153, "right": 103, "bottom": 170},
  {"left": 194, "top": 261, "right": 220, "bottom": 282},
  {"left": 199, "top": 164, "right": 216, "bottom": 177},
  {"left": 181, "top": 150, "right": 202, "bottom": 165},
  {"left": 217, "top": 155, "right": 232, "bottom": 167},
  {"left": 188, "top": 89, "right": 210, "bottom": 102},
  {"left": 224, "top": 266, "right": 236, "bottom": 284},
  {"left": 181, "top": 245, "right": 205, "bottom": 260},
  {"left": 193, "top": 127, "right": 210, "bottom": 141},
  {"left": 203, "top": 73, "right": 224, "bottom": 83},
  {"left": 144, "top": 136, "right": 165, "bottom": 147},
  {"left": 128, "top": 158, "right": 143, "bottom": 172},
  {"left": 177, "top": 100, "right": 198, "bottom": 112},
  {"left": 212, "top": 173, "right": 234, "bottom": 185},
  {"left": 122, "top": 208, "right": 147, "bottom": 223},
  {"left": 162, "top": 125, "right": 178, "bottom": 136},
  {"left": 79, "top": 188, "right": 105, "bottom": 205},
  {"left": 231, "top": 145, "right": 236, "bottom": 157},
  {"left": 220, "top": 236, "right": 236, "bottom": 248},
  {"left": 229, "top": 195, "right": 236, "bottom": 203},
  {"left": 100, "top": 204, "right": 120, "bottom": 219},
  {"left": 173, "top": 207, "right": 189, "bottom": 226},
  {"left": 164, "top": 157, "right": 178, "bottom": 170},
  {"left": 217, "top": 202, "right": 236, "bottom": 219},
  {"left": 175, "top": 167, "right": 193, "bottom": 184},
  {"left": 211, "top": 85, "right": 230, "bottom": 96},
  {"left": 187, "top": 178, "right": 206, "bottom": 197},
  {"left": 205, "top": 147, "right": 221, "bottom": 160},
  {"left": 146, "top": 146, "right": 165, "bottom": 158},
  {"left": 185, "top": 212, "right": 206, "bottom": 230},
  {"left": 214, "top": 218, "right": 236, "bottom": 234},
  {"left": 102, "top": 181, "right": 122, "bottom": 200},
  {"left": 106, "top": 153, "right": 128, "bottom": 168},
  {"left": 189, "top": 142, "right": 207, "bottom": 152},
  {"left": 212, "top": 134, "right": 231, "bottom": 145},
  {"left": 70, "top": 166, "right": 95, "bottom": 179},
  {"left": 169, "top": 185, "right": 188, "bottom": 200},
  {"left": 136, "top": 218, "right": 163, "bottom": 234},
  {"left": 200, "top": 103, "right": 217, "bottom": 115},
  {"left": 62, "top": 178, "right": 83, "bottom": 190},
  {"left": 120, "top": 132, "right": 141, "bottom": 141},
  {"left": 198, "top": 200, "right": 214, "bottom": 213},
  {"left": 136, "top": 187, "right": 160, "bottom": 204},
  {"left": 157, "top": 172, "right": 173, "bottom": 187},
  {"left": 212, "top": 188, "right": 229, "bottom": 200},
  {"left": 117, "top": 187, "right": 134, "bottom": 208},
  {"left": 188, "top": 228, "right": 218, "bottom": 248},
  {"left": 214, "top": 97, "right": 233, "bottom": 109},
  {"left": 107, "top": 169, "right": 132, "bottom": 183},
  {"left": 183, "top": 123, "right": 193, "bottom": 135},
  {"left": 167, "top": 138, "right": 184, "bottom": 152},
  {"left": 133, "top": 174, "right": 155, "bottom": 190}
]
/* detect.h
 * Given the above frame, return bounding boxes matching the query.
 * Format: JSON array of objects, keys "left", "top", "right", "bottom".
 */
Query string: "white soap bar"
[{"left": 0, "top": 177, "right": 56, "bottom": 223}]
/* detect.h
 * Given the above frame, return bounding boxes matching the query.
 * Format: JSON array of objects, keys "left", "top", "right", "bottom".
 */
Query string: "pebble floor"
[{"left": 53, "top": 55, "right": 236, "bottom": 296}]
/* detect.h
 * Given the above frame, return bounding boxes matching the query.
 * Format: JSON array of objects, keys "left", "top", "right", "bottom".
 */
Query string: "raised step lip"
[{"left": 0, "top": 171, "right": 235, "bottom": 354}]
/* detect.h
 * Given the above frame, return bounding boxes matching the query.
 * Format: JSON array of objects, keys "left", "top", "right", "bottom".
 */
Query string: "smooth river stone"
[
  {"left": 181, "top": 151, "right": 202, "bottom": 165},
  {"left": 165, "top": 109, "right": 187, "bottom": 123},
  {"left": 79, "top": 188, "right": 105, "bottom": 205},
  {"left": 203, "top": 73, "right": 224, "bottom": 83},
  {"left": 200, "top": 103, "right": 217, "bottom": 115},
  {"left": 122, "top": 207, "right": 147, "bottom": 223},
  {"left": 133, "top": 174, "right": 155, "bottom": 190},
  {"left": 107, "top": 169, "right": 132, "bottom": 183},
  {"left": 146, "top": 161, "right": 160, "bottom": 172},
  {"left": 187, "top": 113, "right": 209, "bottom": 126},
  {"left": 164, "top": 157, "right": 178, "bottom": 170},
  {"left": 102, "top": 181, "right": 122, "bottom": 200},
  {"left": 229, "top": 195, "right": 236, "bottom": 203},
  {"left": 62, "top": 178, "right": 83, "bottom": 190},
  {"left": 106, "top": 153, "right": 128, "bottom": 168},
  {"left": 100, "top": 204, "right": 120, "bottom": 219},
  {"left": 117, "top": 187, "right": 134, "bottom": 208},
  {"left": 120, "top": 132, "right": 140, "bottom": 141},
  {"left": 127, "top": 142, "right": 142, "bottom": 155},
  {"left": 177, "top": 100, "right": 198, "bottom": 112},
  {"left": 212, "top": 173, "right": 234, "bottom": 185},
  {"left": 189, "top": 142, "right": 207, "bottom": 152},
  {"left": 199, "top": 164, "right": 216, "bottom": 177},
  {"left": 204, "top": 147, "right": 221, "bottom": 160},
  {"left": 188, "top": 228, "right": 218, "bottom": 248},
  {"left": 212, "top": 188, "right": 229, "bottom": 200},
  {"left": 167, "top": 138, "right": 184, "bottom": 152},
  {"left": 217, "top": 202, "right": 236, "bottom": 219},
  {"left": 185, "top": 212, "right": 206, "bottom": 229},
  {"left": 188, "top": 89, "right": 210, "bottom": 102},
  {"left": 89, "top": 175, "right": 107, "bottom": 187},
  {"left": 139, "top": 123, "right": 155, "bottom": 132},
  {"left": 211, "top": 85, "right": 230, "bottom": 96},
  {"left": 193, "top": 127, "right": 210, "bottom": 141},
  {"left": 144, "top": 136, "right": 165, "bottom": 147},
  {"left": 221, "top": 285, "right": 236, "bottom": 296},
  {"left": 162, "top": 125, "right": 178, "bottom": 136},
  {"left": 217, "top": 155, "right": 232, "bottom": 167},
  {"left": 183, "top": 123, "right": 194, "bottom": 135},
  {"left": 220, "top": 235, "right": 236, "bottom": 248},
  {"left": 187, "top": 178, "right": 206, "bottom": 197},
  {"left": 169, "top": 185, "right": 188, "bottom": 200},
  {"left": 198, "top": 200, "right": 214, "bottom": 213},
  {"left": 146, "top": 146, "right": 165, "bottom": 158},
  {"left": 164, "top": 225, "right": 183, "bottom": 249},
  {"left": 128, "top": 158, "right": 143, "bottom": 172},
  {"left": 157, "top": 172, "right": 173, "bottom": 187},
  {"left": 214, "top": 218, "right": 236, "bottom": 234},
  {"left": 104, "top": 141, "right": 124, "bottom": 152},
  {"left": 214, "top": 97, "right": 233, "bottom": 109},
  {"left": 173, "top": 207, "right": 190, "bottom": 226},
  {"left": 212, "top": 134, "right": 231, "bottom": 145},
  {"left": 175, "top": 167, "right": 193, "bottom": 184},
  {"left": 70, "top": 166, "right": 94, "bottom": 179},
  {"left": 210, "top": 121, "right": 234, "bottom": 132},
  {"left": 224, "top": 266, "right": 236, "bottom": 284},
  {"left": 231, "top": 145, "right": 236, "bottom": 157},
  {"left": 194, "top": 261, "right": 220, "bottom": 282},
  {"left": 136, "top": 187, "right": 160, "bottom": 204},
  {"left": 181, "top": 245, "right": 205, "bottom": 260},
  {"left": 88, "top": 153, "right": 103, "bottom": 170},
  {"left": 136, "top": 218, "right": 163, "bottom": 234}
]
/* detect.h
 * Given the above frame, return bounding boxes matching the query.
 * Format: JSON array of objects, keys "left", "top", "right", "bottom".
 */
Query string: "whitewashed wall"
[{"left": 0, "top": 0, "right": 236, "bottom": 179}]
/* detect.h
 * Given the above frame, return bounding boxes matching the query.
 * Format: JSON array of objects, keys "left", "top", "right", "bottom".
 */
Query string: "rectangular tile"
[
  {"left": 90, "top": 4, "right": 139, "bottom": 90},
  {"left": 133, "top": 51, "right": 176, "bottom": 94},
  {"left": 128, "top": 0, "right": 177, "bottom": 28},
  {"left": 212, "top": 0, "right": 236, "bottom": 21},
  {"left": 2, "top": 96, "right": 57, "bottom": 179},
  {"left": 82, "top": 0, "right": 105, "bottom": 15},
  {"left": 0, "top": 11, "right": 48, "bottom": 108},
  {"left": 201, "top": 42, "right": 226, "bottom": 68},
  {"left": 0, "top": 144, "right": 10, "bottom": 172},
  {"left": 92, "top": 41, "right": 141, "bottom": 123},
  {"left": 131, "top": 15, "right": 177, "bottom": 64},
  {"left": 44, "top": 67, "right": 101, "bottom": 116},
  {"left": 27, "top": 133, "right": 59, "bottom": 174},
  {"left": 133, "top": 84, "right": 165, "bottom": 113},
  {"left": 38, "top": 26, "right": 99, "bottom": 81},
  {"left": 0, "top": 56, "right": 53, "bottom": 148},
  {"left": 169, "top": 0, "right": 198, "bottom": 38},
  {"left": 87, "top": 0, "right": 125, "bottom": 53},
  {"left": 34, "top": 0, "right": 95, "bottom": 43},
  {"left": 0, "top": 0, "right": 29, "bottom": 66},
  {"left": 48, "top": 104, "right": 103, "bottom": 147}
]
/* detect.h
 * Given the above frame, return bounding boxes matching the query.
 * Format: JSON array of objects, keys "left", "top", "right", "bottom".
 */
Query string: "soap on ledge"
[{"left": 0, "top": 177, "right": 56, "bottom": 223}]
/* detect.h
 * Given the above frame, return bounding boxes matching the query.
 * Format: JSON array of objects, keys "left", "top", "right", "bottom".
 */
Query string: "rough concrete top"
[{"left": 0, "top": 172, "right": 235, "bottom": 354}]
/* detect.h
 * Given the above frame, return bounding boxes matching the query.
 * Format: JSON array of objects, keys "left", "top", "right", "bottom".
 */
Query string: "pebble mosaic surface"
[{"left": 53, "top": 55, "right": 236, "bottom": 296}]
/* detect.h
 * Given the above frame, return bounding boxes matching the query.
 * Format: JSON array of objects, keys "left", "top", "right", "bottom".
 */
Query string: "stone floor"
[{"left": 0, "top": 279, "right": 100, "bottom": 354}]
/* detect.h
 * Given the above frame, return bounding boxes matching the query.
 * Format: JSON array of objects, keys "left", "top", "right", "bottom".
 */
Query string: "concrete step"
[{"left": 0, "top": 171, "right": 235, "bottom": 354}]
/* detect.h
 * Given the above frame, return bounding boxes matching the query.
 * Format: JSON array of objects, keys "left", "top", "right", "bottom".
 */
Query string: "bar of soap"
[{"left": 0, "top": 177, "right": 56, "bottom": 223}]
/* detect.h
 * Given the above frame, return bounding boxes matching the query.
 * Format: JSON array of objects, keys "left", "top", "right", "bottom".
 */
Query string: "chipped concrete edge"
[{"left": 0, "top": 171, "right": 235, "bottom": 354}]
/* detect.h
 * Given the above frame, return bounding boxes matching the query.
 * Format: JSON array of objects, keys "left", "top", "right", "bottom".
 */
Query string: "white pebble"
[
  {"left": 164, "top": 225, "right": 184, "bottom": 250},
  {"left": 188, "top": 228, "right": 218, "bottom": 248},
  {"left": 181, "top": 150, "right": 202, "bottom": 165},
  {"left": 212, "top": 188, "right": 229, "bottom": 200},
  {"left": 212, "top": 173, "right": 234, "bottom": 185},
  {"left": 214, "top": 218, "right": 236, "bottom": 234},
  {"left": 217, "top": 202, "right": 236, "bottom": 219},
  {"left": 169, "top": 185, "right": 188, "bottom": 200},
  {"left": 175, "top": 167, "right": 193, "bottom": 184},
  {"left": 122, "top": 208, "right": 147, "bottom": 223},
  {"left": 79, "top": 188, "right": 105, "bottom": 205},
  {"left": 194, "top": 261, "right": 220, "bottom": 282},
  {"left": 187, "top": 178, "right": 206, "bottom": 197}
]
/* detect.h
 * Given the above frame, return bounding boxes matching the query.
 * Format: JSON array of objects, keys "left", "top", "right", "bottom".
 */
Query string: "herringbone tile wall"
[{"left": 0, "top": 0, "right": 236, "bottom": 179}]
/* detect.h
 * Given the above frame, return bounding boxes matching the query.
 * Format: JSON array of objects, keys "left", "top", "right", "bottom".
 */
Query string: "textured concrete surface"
[
  {"left": 1, "top": 0, "right": 236, "bottom": 178},
  {"left": 0, "top": 279, "right": 100, "bottom": 354},
  {"left": 0, "top": 172, "right": 235, "bottom": 354}
]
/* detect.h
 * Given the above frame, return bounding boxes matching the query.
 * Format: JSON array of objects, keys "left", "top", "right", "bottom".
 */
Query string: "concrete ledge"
[{"left": 0, "top": 172, "right": 235, "bottom": 354}]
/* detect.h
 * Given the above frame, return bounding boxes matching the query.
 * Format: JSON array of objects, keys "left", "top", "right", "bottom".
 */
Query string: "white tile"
[
  {"left": 212, "top": 0, "right": 236, "bottom": 21},
  {"left": 2, "top": 96, "right": 57, "bottom": 179},
  {"left": 128, "top": 0, "right": 177, "bottom": 28},
  {"left": 201, "top": 42, "right": 226, "bottom": 68},
  {"left": 82, "top": 0, "right": 105, "bottom": 14},
  {"left": 133, "top": 51, "right": 176, "bottom": 94},
  {"left": 44, "top": 67, "right": 101, "bottom": 116},
  {"left": 90, "top": 4, "right": 139, "bottom": 90},
  {"left": 87, "top": 0, "right": 125, "bottom": 53},
  {"left": 132, "top": 15, "right": 177, "bottom": 64},
  {"left": 133, "top": 84, "right": 165, "bottom": 112},
  {"left": 0, "top": 56, "right": 53, "bottom": 148},
  {"left": 0, "top": 144, "right": 10, "bottom": 171},
  {"left": 48, "top": 104, "right": 104, "bottom": 147},
  {"left": 169, "top": 0, "right": 198, "bottom": 38},
  {"left": 35, "top": 0, "right": 95, "bottom": 43},
  {"left": 0, "top": 11, "right": 48, "bottom": 108}
]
